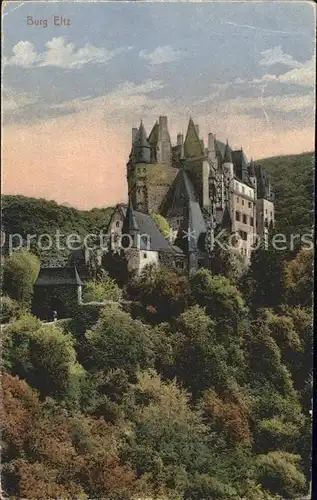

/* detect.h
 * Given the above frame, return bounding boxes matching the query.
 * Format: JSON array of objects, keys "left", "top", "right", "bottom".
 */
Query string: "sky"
[{"left": 2, "top": 0, "right": 316, "bottom": 209}]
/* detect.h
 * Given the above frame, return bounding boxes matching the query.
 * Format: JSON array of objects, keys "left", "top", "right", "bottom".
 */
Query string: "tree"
[
  {"left": 240, "top": 232, "right": 287, "bottom": 311},
  {"left": 1, "top": 295, "right": 20, "bottom": 323},
  {"left": 200, "top": 389, "right": 252, "bottom": 448},
  {"left": 255, "top": 451, "right": 306, "bottom": 498},
  {"left": 3, "top": 314, "right": 85, "bottom": 404},
  {"left": 1, "top": 373, "right": 139, "bottom": 499},
  {"left": 174, "top": 306, "right": 237, "bottom": 398},
  {"left": 127, "top": 266, "right": 192, "bottom": 324},
  {"left": 82, "top": 277, "right": 122, "bottom": 303},
  {"left": 190, "top": 268, "right": 247, "bottom": 330},
  {"left": 84, "top": 306, "right": 155, "bottom": 378},
  {"left": 245, "top": 318, "right": 296, "bottom": 397},
  {"left": 283, "top": 248, "right": 313, "bottom": 307},
  {"left": 3, "top": 250, "right": 40, "bottom": 305},
  {"left": 209, "top": 229, "right": 247, "bottom": 283},
  {"left": 150, "top": 211, "right": 172, "bottom": 240},
  {"left": 121, "top": 370, "right": 212, "bottom": 498}
]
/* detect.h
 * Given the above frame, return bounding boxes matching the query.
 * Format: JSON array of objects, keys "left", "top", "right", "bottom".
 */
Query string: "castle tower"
[
  {"left": 221, "top": 140, "right": 234, "bottom": 213},
  {"left": 157, "top": 116, "right": 172, "bottom": 164},
  {"left": 134, "top": 121, "right": 151, "bottom": 164},
  {"left": 127, "top": 121, "right": 150, "bottom": 213},
  {"left": 254, "top": 163, "right": 275, "bottom": 239},
  {"left": 183, "top": 117, "right": 209, "bottom": 207}
]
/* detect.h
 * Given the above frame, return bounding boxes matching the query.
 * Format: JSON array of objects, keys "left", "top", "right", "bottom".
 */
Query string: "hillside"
[
  {"left": 2, "top": 195, "right": 114, "bottom": 264},
  {"left": 258, "top": 152, "right": 314, "bottom": 236},
  {"left": 2, "top": 151, "right": 314, "bottom": 252}
]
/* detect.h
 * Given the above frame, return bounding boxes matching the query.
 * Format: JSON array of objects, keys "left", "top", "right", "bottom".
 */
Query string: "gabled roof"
[
  {"left": 232, "top": 149, "right": 249, "bottom": 183},
  {"left": 117, "top": 205, "right": 183, "bottom": 254},
  {"left": 135, "top": 121, "right": 150, "bottom": 148},
  {"left": 171, "top": 170, "right": 207, "bottom": 253},
  {"left": 35, "top": 265, "right": 83, "bottom": 287},
  {"left": 223, "top": 141, "right": 233, "bottom": 163},
  {"left": 248, "top": 158, "right": 255, "bottom": 177},
  {"left": 148, "top": 122, "right": 159, "bottom": 145},
  {"left": 184, "top": 117, "right": 204, "bottom": 158}
]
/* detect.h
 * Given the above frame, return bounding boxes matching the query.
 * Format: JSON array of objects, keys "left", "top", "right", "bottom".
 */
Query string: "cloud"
[
  {"left": 259, "top": 46, "right": 304, "bottom": 68},
  {"left": 50, "top": 79, "right": 168, "bottom": 122},
  {"left": 4, "top": 37, "right": 118, "bottom": 69},
  {"left": 256, "top": 47, "right": 316, "bottom": 88},
  {"left": 140, "top": 45, "right": 182, "bottom": 65},
  {"left": 278, "top": 60, "right": 315, "bottom": 88},
  {"left": 2, "top": 88, "right": 39, "bottom": 112},
  {"left": 215, "top": 93, "right": 312, "bottom": 116},
  {"left": 4, "top": 41, "right": 41, "bottom": 68}
]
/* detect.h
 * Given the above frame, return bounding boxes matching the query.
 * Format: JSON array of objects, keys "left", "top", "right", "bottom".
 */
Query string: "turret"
[
  {"left": 223, "top": 140, "right": 233, "bottom": 164},
  {"left": 157, "top": 116, "right": 172, "bottom": 164},
  {"left": 134, "top": 121, "right": 151, "bottom": 164},
  {"left": 122, "top": 198, "right": 140, "bottom": 248},
  {"left": 222, "top": 140, "right": 234, "bottom": 179},
  {"left": 248, "top": 158, "right": 257, "bottom": 191}
]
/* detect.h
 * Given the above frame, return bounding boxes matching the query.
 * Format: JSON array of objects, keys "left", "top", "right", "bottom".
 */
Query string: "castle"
[
  {"left": 107, "top": 116, "right": 275, "bottom": 274},
  {"left": 31, "top": 115, "right": 275, "bottom": 318}
]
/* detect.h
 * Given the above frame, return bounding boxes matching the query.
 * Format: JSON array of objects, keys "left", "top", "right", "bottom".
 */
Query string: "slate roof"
[
  {"left": 148, "top": 122, "right": 159, "bottom": 145},
  {"left": 232, "top": 149, "right": 251, "bottom": 184},
  {"left": 119, "top": 205, "right": 183, "bottom": 254},
  {"left": 171, "top": 170, "right": 207, "bottom": 252},
  {"left": 254, "top": 164, "right": 275, "bottom": 201},
  {"left": 35, "top": 265, "right": 83, "bottom": 286},
  {"left": 223, "top": 141, "right": 233, "bottom": 163},
  {"left": 122, "top": 199, "right": 139, "bottom": 233},
  {"left": 132, "top": 122, "right": 151, "bottom": 163}
]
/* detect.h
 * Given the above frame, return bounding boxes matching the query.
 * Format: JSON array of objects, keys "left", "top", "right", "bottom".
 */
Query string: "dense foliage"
[
  {"left": 258, "top": 152, "right": 314, "bottom": 236},
  {"left": 1, "top": 152, "right": 313, "bottom": 498}
]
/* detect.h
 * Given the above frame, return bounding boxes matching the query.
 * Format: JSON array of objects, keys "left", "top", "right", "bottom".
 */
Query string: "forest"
[{"left": 1, "top": 152, "right": 313, "bottom": 499}]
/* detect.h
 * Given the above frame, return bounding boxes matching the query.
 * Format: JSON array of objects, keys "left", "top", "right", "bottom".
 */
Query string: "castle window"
[
  {"left": 115, "top": 221, "right": 120, "bottom": 228},
  {"left": 242, "top": 214, "right": 247, "bottom": 224},
  {"left": 237, "top": 197, "right": 240, "bottom": 203},
  {"left": 250, "top": 217, "right": 254, "bottom": 227},
  {"left": 143, "top": 252, "right": 147, "bottom": 259},
  {"left": 235, "top": 211, "right": 241, "bottom": 222},
  {"left": 176, "top": 260, "right": 184, "bottom": 269},
  {"left": 239, "top": 230, "right": 248, "bottom": 241},
  {"left": 248, "top": 201, "right": 252, "bottom": 208},
  {"left": 270, "top": 211, "right": 272, "bottom": 217},
  {"left": 265, "top": 218, "right": 269, "bottom": 228},
  {"left": 265, "top": 209, "right": 268, "bottom": 214},
  {"left": 242, "top": 199, "right": 245, "bottom": 206}
]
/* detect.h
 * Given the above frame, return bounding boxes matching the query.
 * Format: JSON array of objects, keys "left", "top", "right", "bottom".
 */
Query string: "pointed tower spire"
[
  {"left": 122, "top": 198, "right": 139, "bottom": 235},
  {"left": 223, "top": 140, "right": 232, "bottom": 163},
  {"left": 248, "top": 157, "right": 255, "bottom": 177},
  {"left": 133, "top": 121, "right": 151, "bottom": 163},
  {"left": 184, "top": 117, "right": 204, "bottom": 158}
]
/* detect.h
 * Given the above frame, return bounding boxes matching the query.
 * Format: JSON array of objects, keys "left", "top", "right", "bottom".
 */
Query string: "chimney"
[
  {"left": 177, "top": 133, "right": 183, "bottom": 146},
  {"left": 195, "top": 124, "right": 200, "bottom": 137},
  {"left": 159, "top": 116, "right": 168, "bottom": 132},
  {"left": 132, "top": 127, "right": 138, "bottom": 144},
  {"left": 208, "top": 133, "right": 215, "bottom": 152}
]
